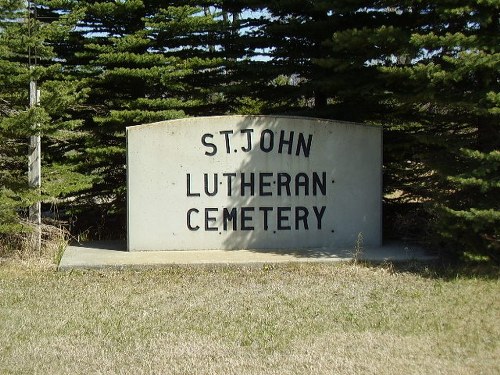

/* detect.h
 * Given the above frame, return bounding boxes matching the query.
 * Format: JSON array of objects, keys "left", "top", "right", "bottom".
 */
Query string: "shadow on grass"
[{"left": 363, "top": 258, "right": 500, "bottom": 281}]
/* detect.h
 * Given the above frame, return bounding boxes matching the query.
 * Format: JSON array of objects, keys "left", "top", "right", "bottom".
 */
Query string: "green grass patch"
[{"left": 0, "top": 261, "right": 499, "bottom": 374}]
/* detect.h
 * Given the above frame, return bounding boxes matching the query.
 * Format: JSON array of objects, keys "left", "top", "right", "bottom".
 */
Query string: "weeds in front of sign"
[
  {"left": 351, "top": 232, "right": 364, "bottom": 263},
  {"left": 0, "top": 221, "right": 68, "bottom": 267}
]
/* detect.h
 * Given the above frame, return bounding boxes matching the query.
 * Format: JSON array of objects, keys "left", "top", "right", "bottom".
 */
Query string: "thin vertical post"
[
  {"left": 27, "top": 0, "right": 41, "bottom": 252},
  {"left": 28, "top": 80, "right": 41, "bottom": 252}
]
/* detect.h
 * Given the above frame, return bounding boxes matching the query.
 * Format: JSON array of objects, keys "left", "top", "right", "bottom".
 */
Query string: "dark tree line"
[{"left": 1, "top": 0, "right": 498, "bottom": 261}]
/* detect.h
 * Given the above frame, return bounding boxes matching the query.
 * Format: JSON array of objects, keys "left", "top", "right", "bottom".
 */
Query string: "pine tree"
[
  {"left": 0, "top": 0, "right": 89, "bottom": 235},
  {"left": 0, "top": 0, "right": 30, "bottom": 233},
  {"left": 231, "top": 1, "right": 499, "bottom": 260},
  {"left": 50, "top": 1, "right": 231, "bottom": 236},
  {"left": 254, "top": 1, "right": 396, "bottom": 118},
  {"left": 252, "top": 1, "right": 335, "bottom": 115},
  {"left": 2, "top": 0, "right": 492, "bottom": 259},
  {"left": 380, "top": 2, "right": 499, "bottom": 261}
]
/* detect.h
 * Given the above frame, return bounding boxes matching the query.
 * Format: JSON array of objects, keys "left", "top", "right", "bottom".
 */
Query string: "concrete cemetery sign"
[{"left": 127, "top": 116, "right": 382, "bottom": 251}]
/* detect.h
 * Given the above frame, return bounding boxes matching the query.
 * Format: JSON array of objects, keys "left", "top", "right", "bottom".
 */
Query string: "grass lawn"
[{"left": 0, "top": 260, "right": 499, "bottom": 374}]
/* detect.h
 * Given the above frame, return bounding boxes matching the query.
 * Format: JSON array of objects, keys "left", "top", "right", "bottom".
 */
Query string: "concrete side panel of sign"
[{"left": 127, "top": 115, "right": 382, "bottom": 251}]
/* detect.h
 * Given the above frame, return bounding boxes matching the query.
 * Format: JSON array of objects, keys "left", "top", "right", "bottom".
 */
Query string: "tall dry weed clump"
[
  {"left": 0, "top": 221, "right": 68, "bottom": 266},
  {"left": 351, "top": 232, "right": 364, "bottom": 264}
]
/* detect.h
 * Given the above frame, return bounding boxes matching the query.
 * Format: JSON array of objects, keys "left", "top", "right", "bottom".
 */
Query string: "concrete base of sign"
[{"left": 58, "top": 241, "right": 437, "bottom": 271}]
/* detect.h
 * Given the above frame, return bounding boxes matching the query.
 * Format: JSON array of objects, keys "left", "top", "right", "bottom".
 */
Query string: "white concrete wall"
[{"left": 127, "top": 116, "right": 382, "bottom": 251}]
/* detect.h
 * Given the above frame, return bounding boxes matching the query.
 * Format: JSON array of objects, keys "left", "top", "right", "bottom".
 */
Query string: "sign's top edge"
[{"left": 126, "top": 115, "right": 381, "bottom": 132}]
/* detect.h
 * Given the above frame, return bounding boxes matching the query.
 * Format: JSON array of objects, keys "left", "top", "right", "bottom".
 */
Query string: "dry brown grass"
[
  {"left": 0, "top": 262, "right": 499, "bottom": 374},
  {"left": 0, "top": 221, "right": 67, "bottom": 268}
]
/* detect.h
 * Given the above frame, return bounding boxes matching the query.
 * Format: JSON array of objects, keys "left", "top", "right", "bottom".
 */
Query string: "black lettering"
[
  {"left": 295, "top": 173, "right": 309, "bottom": 196},
  {"left": 259, "top": 172, "right": 273, "bottom": 196},
  {"left": 220, "top": 130, "right": 233, "bottom": 153},
  {"left": 201, "top": 133, "right": 217, "bottom": 156},
  {"left": 187, "top": 208, "right": 199, "bottom": 231},
  {"left": 186, "top": 174, "right": 200, "bottom": 197},
  {"left": 240, "top": 172, "right": 255, "bottom": 196},
  {"left": 277, "top": 173, "right": 291, "bottom": 196},
  {"left": 204, "top": 173, "right": 218, "bottom": 196},
  {"left": 312, "top": 172, "right": 327, "bottom": 196},
  {"left": 278, "top": 130, "right": 294, "bottom": 155},
  {"left": 296, "top": 133, "right": 312, "bottom": 157},
  {"left": 223, "top": 208, "right": 237, "bottom": 231},
  {"left": 223, "top": 173, "right": 236, "bottom": 196},
  {"left": 260, "top": 129, "right": 274, "bottom": 152},
  {"left": 205, "top": 208, "right": 218, "bottom": 231},
  {"left": 241, "top": 207, "right": 255, "bottom": 230},
  {"left": 313, "top": 206, "right": 326, "bottom": 230},
  {"left": 295, "top": 207, "right": 309, "bottom": 230},
  {"left": 259, "top": 207, "right": 273, "bottom": 230},
  {"left": 277, "top": 207, "right": 291, "bottom": 230},
  {"left": 241, "top": 129, "right": 253, "bottom": 152}
]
